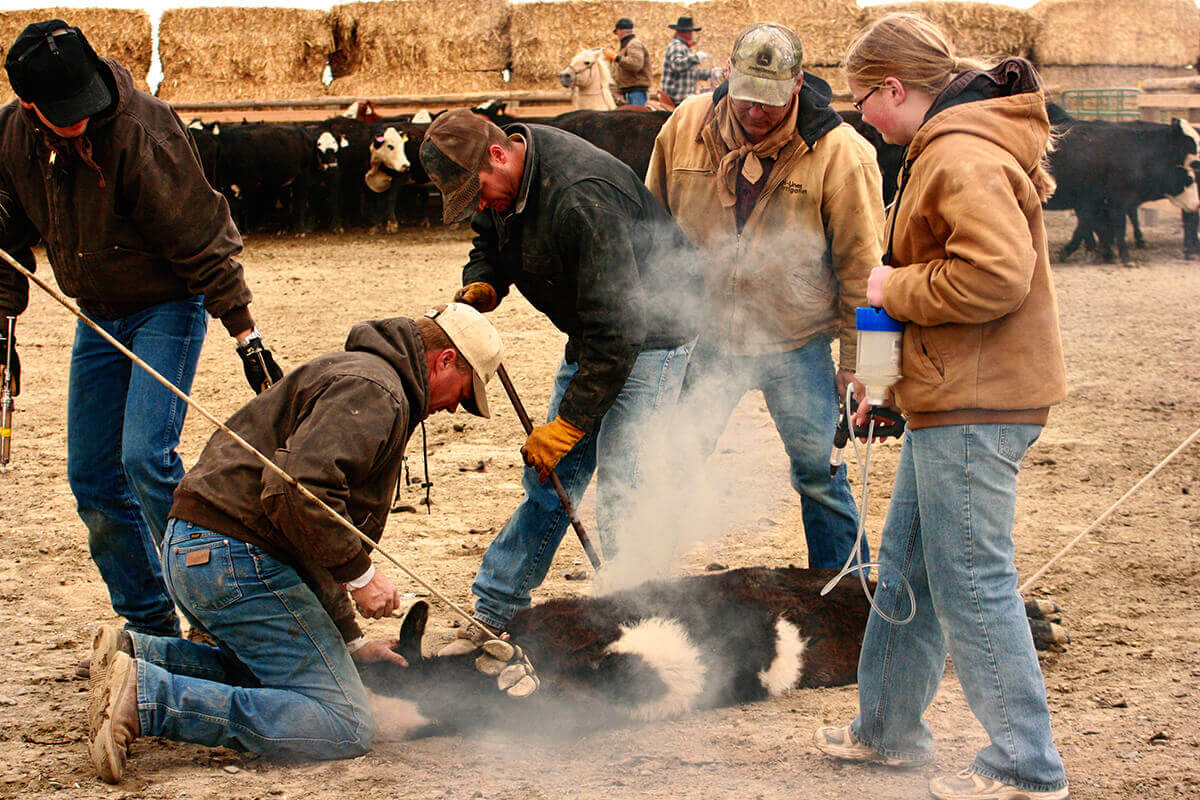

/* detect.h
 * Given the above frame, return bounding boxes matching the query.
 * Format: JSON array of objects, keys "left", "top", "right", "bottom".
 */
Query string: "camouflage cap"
[
  {"left": 728, "top": 23, "right": 804, "bottom": 107},
  {"left": 420, "top": 109, "right": 498, "bottom": 224}
]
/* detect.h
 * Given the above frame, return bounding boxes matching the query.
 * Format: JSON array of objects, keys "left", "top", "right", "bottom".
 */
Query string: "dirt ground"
[{"left": 0, "top": 209, "right": 1197, "bottom": 800}]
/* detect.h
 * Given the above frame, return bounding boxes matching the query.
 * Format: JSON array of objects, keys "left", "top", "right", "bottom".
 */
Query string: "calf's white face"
[
  {"left": 315, "top": 131, "right": 339, "bottom": 170},
  {"left": 369, "top": 127, "right": 411, "bottom": 173}
]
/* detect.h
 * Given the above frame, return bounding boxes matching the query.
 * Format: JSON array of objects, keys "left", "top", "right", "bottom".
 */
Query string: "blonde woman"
[{"left": 812, "top": 13, "right": 1069, "bottom": 800}]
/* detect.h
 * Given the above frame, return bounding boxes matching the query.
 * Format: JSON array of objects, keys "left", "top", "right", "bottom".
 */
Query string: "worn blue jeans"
[
  {"left": 68, "top": 296, "right": 207, "bottom": 637},
  {"left": 472, "top": 341, "right": 694, "bottom": 628},
  {"left": 623, "top": 89, "right": 648, "bottom": 106},
  {"left": 128, "top": 519, "right": 374, "bottom": 759},
  {"left": 851, "top": 424, "right": 1067, "bottom": 792},
  {"left": 677, "top": 337, "right": 863, "bottom": 570}
]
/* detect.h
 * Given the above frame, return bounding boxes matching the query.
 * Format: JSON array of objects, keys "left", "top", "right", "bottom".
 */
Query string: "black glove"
[
  {"left": 236, "top": 333, "right": 282, "bottom": 394},
  {"left": 0, "top": 329, "right": 17, "bottom": 397}
]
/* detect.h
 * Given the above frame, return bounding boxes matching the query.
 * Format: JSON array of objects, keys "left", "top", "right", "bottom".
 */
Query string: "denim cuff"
[{"left": 970, "top": 761, "right": 1069, "bottom": 793}]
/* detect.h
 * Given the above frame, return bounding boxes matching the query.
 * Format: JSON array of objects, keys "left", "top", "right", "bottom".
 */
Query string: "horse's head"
[{"left": 558, "top": 48, "right": 603, "bottom": 89}]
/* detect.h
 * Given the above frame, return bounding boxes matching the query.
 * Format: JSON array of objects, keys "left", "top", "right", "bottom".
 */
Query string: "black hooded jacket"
[{"left": 463, "top": 124, "right": 701, "bottom": 432}]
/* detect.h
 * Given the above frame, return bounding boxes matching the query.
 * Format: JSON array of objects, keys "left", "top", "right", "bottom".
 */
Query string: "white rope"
[
  {"left": 1019, "top": 424, "right": 1200, "bottom": 595},
  {"left": 0, "top": 246, "right": 496, "bottom": 638}
]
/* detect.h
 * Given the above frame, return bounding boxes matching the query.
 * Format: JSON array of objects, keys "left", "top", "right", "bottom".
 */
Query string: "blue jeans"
[
  {"left": 68, "top": 296, "right": 207, "bottom": 637},
  {"left": 623, "top": 89, "right": 648, "bottom": 106},
  {"left": 851, "top": 424, "right": 1067, "bottom": 792},
  {"left": 472, "top": 341, "right": 694, "bottom": 628},
  {"left": 128, "top": 519, "right": 374, "bottom": 759},
  {"left": 678, "top": 337, "right": 863, "bottom": 570}
]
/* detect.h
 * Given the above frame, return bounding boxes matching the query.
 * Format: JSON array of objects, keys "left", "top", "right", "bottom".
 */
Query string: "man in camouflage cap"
[{"left": 646, "top": 22, "right": 886, "bottom": 572}]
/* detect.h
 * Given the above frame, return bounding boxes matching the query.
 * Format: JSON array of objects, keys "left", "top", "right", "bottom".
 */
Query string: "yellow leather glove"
[
  {"left": 521, "top": 416, "right": 586, "bottom": 481},
  {"left": 603, "top": 49, "right": 618, "bottom": 62},
  {"left": 452, "top": 282, "right": 499, "bottom": 312}
]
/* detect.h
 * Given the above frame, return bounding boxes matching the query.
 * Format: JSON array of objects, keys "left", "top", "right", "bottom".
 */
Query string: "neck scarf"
[
  {"left": 713, "top": 94, "right": 798, "bottom": 207},
  {"left": 24, "top": 106, "right": 107, "bottom": 187}
]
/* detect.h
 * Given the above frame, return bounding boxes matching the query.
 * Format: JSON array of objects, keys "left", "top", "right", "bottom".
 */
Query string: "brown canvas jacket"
[
  {"left": 614, "top": 34, "right": 652, "bottom": 91},
  {"left": 0, "top": 58, "right": 252, "bottom": 333},
  {"left": 881, "top": 86, "right": 1067, "bottom": 427},
  {"left": 170, "top": 318, "right": 430, "bottom": 642},
  {"left": 646, "top": 87, "right": 883, "bottom": 367}
]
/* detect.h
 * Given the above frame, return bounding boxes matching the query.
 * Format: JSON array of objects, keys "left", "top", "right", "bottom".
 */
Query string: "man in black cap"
[
  {"left": 418, "top": 109, "right": 702, "bottom": 645},
  {"left": 0, "top": 20, "right": 281, "bottom": 655},
  {"left": 604, "top": 18, "right": 652, "bottom": 106},
  {"left": 661, "top": 15, "right": 710, "bottom": 106}
]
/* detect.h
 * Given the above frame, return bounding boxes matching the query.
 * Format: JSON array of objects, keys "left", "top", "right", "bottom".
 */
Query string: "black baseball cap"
[{"left": 5, "top": 20, "right": 112, "bottom": 127}]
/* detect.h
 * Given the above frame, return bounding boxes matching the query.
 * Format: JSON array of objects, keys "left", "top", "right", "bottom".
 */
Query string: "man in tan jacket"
[
  {"left": 646, "top": 22, "right": 885, "bottom": 569},
  {"left": 605, "top": 18, "right": 652, "bottom": 106}
]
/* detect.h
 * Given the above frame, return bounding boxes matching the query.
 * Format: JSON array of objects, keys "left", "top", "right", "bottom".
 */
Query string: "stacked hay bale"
[
  {"left": 157, "top": 7, "right": 332, "bottom": 102},
  {"left": 857, "top": 2, "right": 1039, "bottom": 61},
  {"left": 0, "top": 8, "right": 152, "bottom": 100},
  {"left": 329, "top": 0, "right": 510, "bottom": 96},
  {"left": 1031, "top": 0, "right": 1200, "bottom": 91}
]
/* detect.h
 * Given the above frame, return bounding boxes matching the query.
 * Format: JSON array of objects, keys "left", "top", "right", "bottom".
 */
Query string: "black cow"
[
  {"left": 1044, "top": 106, "right": 1200, "bottom": 263},
  {"left": 209, "top": 123, "right": 318, "bottom": 234},
  {"left": 356, "top": 566, "right": 1067, "bottom": 739}
]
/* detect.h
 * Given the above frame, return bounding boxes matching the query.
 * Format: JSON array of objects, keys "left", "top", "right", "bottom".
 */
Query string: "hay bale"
[
  {"left": 749, "top": 0, "right": 860, "bottom": 66},
  {"left": 158, "top": 7, "right": 332, "bottom": 102},
  {"left": 510, "top": 1, "right": 681, "bottom": 89},
  {"left": 328, "top": 0, "right": 509, "bottom": 97},
  {"left": 1039, "top": 64, "right": 1190, "bottom": 94},
  {"left": 0, "top": 8, "right": 152, "bottom": 99},
  {"left": 329, "top": 70, "right": 510, "bottom": 96},
  {"left": 858, "top": 3, "right": 1039, "bottom": 61},
  {"left": 1031, "top": 0, "right": 1200, "bottom": 67}
]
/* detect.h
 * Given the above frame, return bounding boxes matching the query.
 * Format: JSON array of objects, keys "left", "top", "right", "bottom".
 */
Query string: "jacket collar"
[
  {"left": 711, "top": 71, "right": 842, "bottom": 148},
  {"left": 500, "top": 123, "right": 536, "bottom": 217},
  {"left": 923, "top": 57, "right": 1042, "bottom": 124}
]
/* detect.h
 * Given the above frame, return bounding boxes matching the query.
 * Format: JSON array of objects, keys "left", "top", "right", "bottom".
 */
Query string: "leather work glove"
[
  {"left": 0, "top": 329, "right": 18, "bottom": 397},
  {"left": 236, "top": 332, "right": 283, "bottom": 394},
  {"left": 522, "top": 416, "right": 586, "bottom": 481},
  {"left": 474, "top": 638, "right": 539, "bottom": 698},
  {"left": 603, "top": 49, "right": 618, "bottom": 62},
  {"left": 452, "top": 281, "right": 499, "bottom": 313}
]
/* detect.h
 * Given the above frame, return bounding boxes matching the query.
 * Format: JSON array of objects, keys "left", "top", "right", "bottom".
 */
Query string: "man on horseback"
[{"left": 605, "top": 18, "right": 652, "bottom": 107}]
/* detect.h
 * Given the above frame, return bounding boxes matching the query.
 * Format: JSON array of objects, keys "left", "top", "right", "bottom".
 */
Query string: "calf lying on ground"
[{"left": 357, "top": 567, "right": 1068, "bottom": 739}]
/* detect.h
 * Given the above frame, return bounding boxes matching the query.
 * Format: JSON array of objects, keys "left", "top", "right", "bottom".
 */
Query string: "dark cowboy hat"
[
  {"left": 614, "top": 17, "right": 634, "bottom": 31},
  {"left": 668, "top": 16, "right": 701, "bottom": 32}
]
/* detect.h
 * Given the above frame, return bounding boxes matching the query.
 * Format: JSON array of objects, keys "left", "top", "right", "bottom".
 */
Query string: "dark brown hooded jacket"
[
  {"left": 0, "top": 58, "right": 252, "bottom": 333},
  {"left": 171, "top": 318, "right": 430, "bottom": 642}
]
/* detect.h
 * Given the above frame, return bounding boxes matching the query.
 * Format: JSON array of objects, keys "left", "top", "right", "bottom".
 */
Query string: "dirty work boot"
[
  {"left": 436, "top": 622, "right": 494, "bottom": 657},
  {"left": 812, "top": 725, "right": 930, "bottom": 768},
  {"left": 88, "top": 651, "right": 140, "bottom": 784},
  {"left": 88, "top": 625, "right": 134, "bottom": 737},
  {"left": 929, "top": 769, "right": 1068, "bottom": 800}
]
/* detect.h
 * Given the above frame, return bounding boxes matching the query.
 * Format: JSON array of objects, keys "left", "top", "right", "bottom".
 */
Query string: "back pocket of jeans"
[{"left": 169, "top": 539, "right": 243, "bottom": 611}]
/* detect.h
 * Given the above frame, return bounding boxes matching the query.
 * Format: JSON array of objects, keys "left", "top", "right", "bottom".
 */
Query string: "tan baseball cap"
[
  {"left": 420, "top": 109, "right": 500, "bottom": 224},
  {"left": 424, "top": 302, "right": 503, "bottom": 417},
  {"left": 728, "top": 23, "right": 804, "bottom": 107}
]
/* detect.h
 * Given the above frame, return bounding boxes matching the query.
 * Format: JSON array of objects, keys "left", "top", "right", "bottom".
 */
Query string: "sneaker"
[
  {"left": 929, "top": 769, "right": 1069, "bottom": 800},
  {"left": 436, "top": 622, "right": 495, "bottom": 657},
  {"left": 87, "top": 626, "right": 133, "bottom": 737},
  {"left": 812, "top": 725, "right": 930, "bottom": 768},
  {"left": 88, "top": 651, "right": 140, "bottom": 784}
]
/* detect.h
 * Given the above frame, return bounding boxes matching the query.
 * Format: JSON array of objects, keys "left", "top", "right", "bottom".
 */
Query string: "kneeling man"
[{"left": 85, "top": 304, "right": 508, "bottom": 782}]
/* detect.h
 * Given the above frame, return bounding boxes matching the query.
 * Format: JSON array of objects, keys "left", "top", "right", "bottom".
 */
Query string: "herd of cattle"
[{"left": 190, "top": 98, "right": 1200, "bottom": 263}]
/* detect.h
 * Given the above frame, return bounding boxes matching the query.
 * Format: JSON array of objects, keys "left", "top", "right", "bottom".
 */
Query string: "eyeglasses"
[{"left": 852, "top": 86, "right": 880, "bottom": 112}]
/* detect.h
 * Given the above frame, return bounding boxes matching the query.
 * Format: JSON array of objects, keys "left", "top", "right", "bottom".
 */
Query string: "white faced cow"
[{"left": 364, "top": 127, "right": 411, "bottom": 193}]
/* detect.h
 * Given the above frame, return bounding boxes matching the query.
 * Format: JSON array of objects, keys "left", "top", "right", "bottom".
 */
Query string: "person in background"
[
  {"left": 661, "top": 15, "right": 710, "bottom": 106},
  {"left": 605, "top": 18, "right": 652, "bottom": 106},
  {"left": 0, "top": 20, "right": 281, "bottom": 660},
  {"left": 646, "top": 22, "right": 883, "bottom": 572},
  {"left": 812, "top": 13, "right": 1069, "bottom": 800}
]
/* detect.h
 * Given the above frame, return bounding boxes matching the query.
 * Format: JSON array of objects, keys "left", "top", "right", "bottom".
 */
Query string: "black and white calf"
[{"left": 356, "top": 567, "right": 1067, "bottom": 739}]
